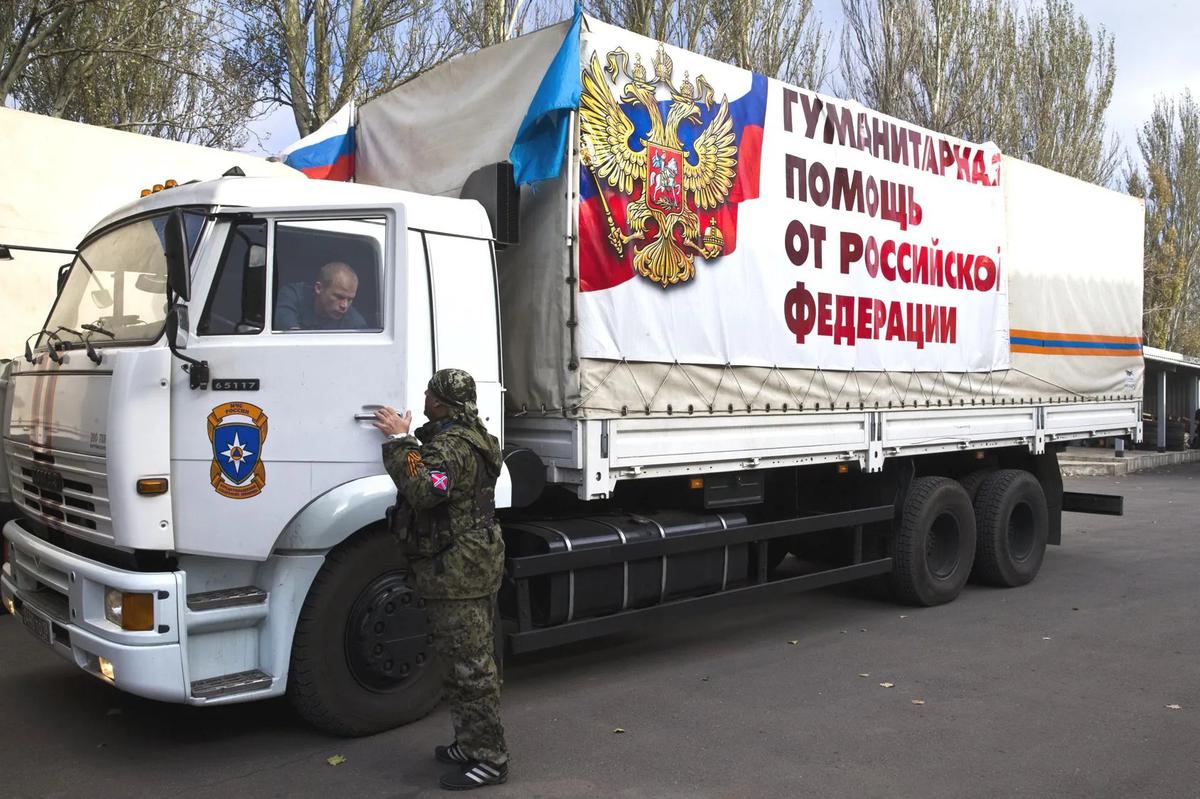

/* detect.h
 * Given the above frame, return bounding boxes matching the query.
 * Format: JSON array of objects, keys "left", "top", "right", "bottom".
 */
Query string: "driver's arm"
[{"left": 273, "top": 283, "right": 305, "bottom": 330}]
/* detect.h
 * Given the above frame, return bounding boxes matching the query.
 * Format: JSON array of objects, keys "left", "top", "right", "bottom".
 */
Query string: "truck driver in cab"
[{"left": 275, "top": 260, "right": 367, "bottom": 330}]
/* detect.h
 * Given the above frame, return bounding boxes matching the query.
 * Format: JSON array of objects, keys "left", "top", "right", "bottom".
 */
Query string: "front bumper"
[{"left": 1, "top": 518, "right": 188, "bottom": 702}]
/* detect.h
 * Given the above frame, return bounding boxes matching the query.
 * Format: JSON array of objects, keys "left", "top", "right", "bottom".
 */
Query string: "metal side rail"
[{"left": 505, "top": 505, "right": 894, "bottom": 654}]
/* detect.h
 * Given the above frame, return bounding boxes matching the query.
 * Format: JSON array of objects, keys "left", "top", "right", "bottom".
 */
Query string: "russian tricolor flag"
[{"left": 281, "top": 103, "right": 356, "bottom": 181}]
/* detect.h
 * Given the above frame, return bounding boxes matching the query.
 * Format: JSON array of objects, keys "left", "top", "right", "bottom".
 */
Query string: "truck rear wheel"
[
  {"left": 958, "top": 469, "right": 993, "bottom": 502},
  {"left": 971, "top": 469, "right": 1048, "bottom": 587},
  {"left": 288, "top": 526, "right": 442, "bottom": 736},
  {"left": 890, "top": 477, "right": 976, "bottom": 606}
]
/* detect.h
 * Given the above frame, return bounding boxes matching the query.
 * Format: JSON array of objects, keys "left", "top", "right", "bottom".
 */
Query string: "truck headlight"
[{"left": 104, "top": 588, "right": 154, "bottom": 631}]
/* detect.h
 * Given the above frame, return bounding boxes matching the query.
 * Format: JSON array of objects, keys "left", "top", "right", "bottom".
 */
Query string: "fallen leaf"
[
  {"left": 612, "top": 728, "right": 626, "bottom": 734},
  {"left": 1166, "top": 704, "right": 1182, "bottom": 711},
  {"left": 327, "top": 755, "right": 347, "bottom": 767},
  {"left": 911, "top": 699, "right": 925, "bottom": 705},
  {"left": 700, "top": 677, "right": 709, "bottom": 682},
  {"left": 858, "top": 673, "right": 870, "bottom": 678},
  {"left": 879, "top": 682, "right": 895, "bottom": 688},
  {"left": 859, "top": 628, "right": 868, "bottom": 633},
  {"left": 1042, "top": 636, "right": 1052, "bottom": 641},
  {"left": 899, "top": 615, "right": 908, "bottom": 619},
  {"left": 788, "top": 640, "right": 800, "bottom": 645}
]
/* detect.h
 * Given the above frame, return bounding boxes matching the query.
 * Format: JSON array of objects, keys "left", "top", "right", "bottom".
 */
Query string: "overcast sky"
[{"left": 245, "top": 0, "right": 1199, "bottom": 164}]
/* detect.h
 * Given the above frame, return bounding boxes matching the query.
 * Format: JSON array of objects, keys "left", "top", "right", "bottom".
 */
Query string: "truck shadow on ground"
[
  {"left": 2, "top": 572, "right": 903, "bottom": 745},
  {"left": 505, "top": 573, "right": 899, "bottom": 682},
  {"left": 5, "top": 654, "right": 314, "bottom": 746}
]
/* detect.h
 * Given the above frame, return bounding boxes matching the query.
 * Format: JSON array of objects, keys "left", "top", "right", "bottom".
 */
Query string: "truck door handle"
[{"left": 355, "top": 404, "right": 385, "bottom": 422}]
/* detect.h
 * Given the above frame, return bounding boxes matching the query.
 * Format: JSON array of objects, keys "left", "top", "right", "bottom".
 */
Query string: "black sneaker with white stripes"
[
  {"left": 435, "top": 741, "right": 471, "bottom": 765},
  {"left": 439, "top": 760, "right": 508, "bottom": 791}
]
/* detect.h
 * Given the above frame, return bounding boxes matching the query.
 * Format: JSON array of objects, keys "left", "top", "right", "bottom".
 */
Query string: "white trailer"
[
  {"left": 0, "top": 107, "right": 296, "bottom": 359},
  {"left": 2, "top": 17, "right": 1142, "bottom": 736}
]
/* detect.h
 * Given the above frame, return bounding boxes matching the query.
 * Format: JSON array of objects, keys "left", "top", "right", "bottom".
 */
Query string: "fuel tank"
[{"left": 504, "top": 510, "right": 749, "bottom": 626}]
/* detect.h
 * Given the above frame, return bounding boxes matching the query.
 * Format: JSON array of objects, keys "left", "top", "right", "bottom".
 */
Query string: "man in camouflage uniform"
[{"left": 374, "top": 368, "right": 509, "bottom": 790}]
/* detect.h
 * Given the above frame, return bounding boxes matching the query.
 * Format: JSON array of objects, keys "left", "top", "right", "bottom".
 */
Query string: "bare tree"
[
  {"left": 10, "top": 0, "right": 263, "bottom": 148},
  {"left": 1004, "top": 0, "right": 1119, "bottom": 184},
  {"left": 445, "top": 0, "right": 538, "bottom": 51},
  {"left": 1, "top": 0, "right": 91, "bottom": 101},
  {"left": 236, "top": 0, "right": 457, "bottom": 137},
  {"left": 840, "top": 0, "right": 1118, "bottom": 184},
  {"left": 1130, "top": 92, "right": 1200, "bottom": 351},
  {"left": 840, "top": 0, "right": 922, "bottom": 117},
  {"left": 582, "top": 1, "right": 712, "bottom": 54},
  {"left": 705, "top": 0, "right": 827, "bottom": 89}
]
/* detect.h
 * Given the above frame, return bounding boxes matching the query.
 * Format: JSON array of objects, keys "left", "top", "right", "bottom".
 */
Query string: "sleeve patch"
[
  {"left": 406, "top": 451, "right": 423, "bottom": 477},
  {"left": 429, "top": 471, "right": 450, "bottom": 495}
]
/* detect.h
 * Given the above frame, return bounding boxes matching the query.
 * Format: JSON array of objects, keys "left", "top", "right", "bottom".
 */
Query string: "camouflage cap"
[{"left": 428, "top": 368, "right": 477, "bottom": 408}]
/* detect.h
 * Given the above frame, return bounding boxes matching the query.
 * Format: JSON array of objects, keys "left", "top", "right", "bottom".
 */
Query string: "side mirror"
[
  {"left": 165, "top": 304, "right": 191, "bottom": 349},
  {"left": 248, "top": 243, "right": 266, "bottom": 269},
  {"left": 56, "top": 263, "right": 71, "bottom": 295},
  {"left": 165, "top": 304, "right": 182, "bottom": 349},
  {"left": 164, "top": 305, "right": 209, "bottom": 390},
  {"left": 164, "top": 209, "right": 191, "bottom": 302}
]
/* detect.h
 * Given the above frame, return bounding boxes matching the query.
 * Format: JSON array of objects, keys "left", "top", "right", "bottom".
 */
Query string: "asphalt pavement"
[{"left": 2, "top": 466, "right": 1199, "bottom": 799}]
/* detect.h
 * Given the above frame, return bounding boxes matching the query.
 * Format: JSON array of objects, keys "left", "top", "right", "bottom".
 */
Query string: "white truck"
[{"left": 2, "top": 17, "right": 1143, "bottom": 736}]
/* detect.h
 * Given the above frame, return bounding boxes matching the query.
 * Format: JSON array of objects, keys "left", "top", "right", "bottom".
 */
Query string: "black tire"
[
  {"left": 971, "top": 469, "right": 1048, "bottom": 587},
  {"left": 288, "top": 526, "right": 442, "bottom": 736},
  {"left": 890, "top": 476, "right": 977, "bottom": 606},
  {"left": 958, "top": 469, "right": 993, "bottom": 502}
]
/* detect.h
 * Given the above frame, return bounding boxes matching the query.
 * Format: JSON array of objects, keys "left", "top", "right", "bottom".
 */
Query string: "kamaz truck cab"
[{"left": 2, "top": 174, "right": 511, "bottom": 735}]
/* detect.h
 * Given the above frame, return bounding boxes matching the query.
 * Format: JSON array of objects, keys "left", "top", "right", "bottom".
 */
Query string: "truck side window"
[
  {"left": 426, "top": 233, "right": 499, "bottom": 381},
  {"left": 271, "top": 218, "right": 385, "bottom": 332},
  {"left": 199, "top": 221, "right": 267, "bottom": 335}
]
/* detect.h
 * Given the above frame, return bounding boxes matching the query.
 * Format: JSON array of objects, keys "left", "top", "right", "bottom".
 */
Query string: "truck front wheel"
[
  {"left": 971, "top": 469, "right": 1048, "bottom": 587},
  {"left": 890, "top": 477, "right": 977, "bottom": 606},
  {"left": 288, "top": 526, "right": 442, "bottom": 736}
]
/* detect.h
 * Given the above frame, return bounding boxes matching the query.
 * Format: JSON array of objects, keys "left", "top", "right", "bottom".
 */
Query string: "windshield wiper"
[
  {"left": 58, "top": 325, "right": 103, "bottom": 365},
  {"left": 81, "top": 321, "right": 115, "bottom": 338},
  {"left": 54, "top": 325, "right": 84, "bottom": 343},
  {"left": 24, "top": 329, "right": 66, "bottom": 365}
]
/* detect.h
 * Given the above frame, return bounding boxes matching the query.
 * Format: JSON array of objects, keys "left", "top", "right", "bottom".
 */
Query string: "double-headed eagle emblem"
[{"left": 580, "top": 44, "right": 737, "bottom": 288}]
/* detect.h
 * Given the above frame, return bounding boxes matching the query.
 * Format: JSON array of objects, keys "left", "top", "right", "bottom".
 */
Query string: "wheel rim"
[
  {"left": 925, "top": 511, "right": 961, "bottom": 579},
  {"left": 1007, "top": 502, "right": 1036, "bottom": 562},
  {"left": 344, "top": 571, "right": 434, "bottom": 693}
]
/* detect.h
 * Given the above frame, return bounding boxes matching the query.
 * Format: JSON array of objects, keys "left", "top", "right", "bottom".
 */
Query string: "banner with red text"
[{"left": 576, "top": 22, "right": 1008, "bottom": 372}]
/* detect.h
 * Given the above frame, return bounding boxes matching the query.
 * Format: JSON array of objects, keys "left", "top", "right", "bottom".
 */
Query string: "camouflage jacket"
[{"left": 382, "top": 419, "right": 504, "bottom": 599}]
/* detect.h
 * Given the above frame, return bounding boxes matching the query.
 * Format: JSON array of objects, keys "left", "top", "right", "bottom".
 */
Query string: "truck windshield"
[{"left": 42, "top": 210, "right": 204, "bottom": 347}]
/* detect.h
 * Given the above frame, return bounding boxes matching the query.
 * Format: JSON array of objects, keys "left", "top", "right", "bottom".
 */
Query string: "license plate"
[{"left": 21, "top": 607, "right": 52, "bottom": 648}]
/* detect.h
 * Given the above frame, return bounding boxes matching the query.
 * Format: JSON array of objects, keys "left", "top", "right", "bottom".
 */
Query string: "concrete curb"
[{"left": 1059, "top": 448, "right": 1200, "bottom": 477}]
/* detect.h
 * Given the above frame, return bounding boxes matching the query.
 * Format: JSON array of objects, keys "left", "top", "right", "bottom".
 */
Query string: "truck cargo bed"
[{"left": 508, "top": 400, "right": 1140, "bottom": 498}]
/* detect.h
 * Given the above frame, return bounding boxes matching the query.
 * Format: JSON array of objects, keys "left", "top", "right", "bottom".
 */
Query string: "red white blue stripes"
[{"left": 281, "top": 103, "right": 356, "bottom": 181}]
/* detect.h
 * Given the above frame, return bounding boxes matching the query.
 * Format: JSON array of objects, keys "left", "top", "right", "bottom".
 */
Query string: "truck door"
[
  {"left": 422, "top": 232, "right": 503, "bottom": 444},
  {"left": 170, "top": 207, "right": 409, "bottom": 559}
]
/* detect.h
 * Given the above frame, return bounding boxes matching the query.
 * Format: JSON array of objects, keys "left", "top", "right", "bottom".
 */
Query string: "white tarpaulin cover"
[{"left": 355, "top": 17, "right": 1144, "bottom": 419}]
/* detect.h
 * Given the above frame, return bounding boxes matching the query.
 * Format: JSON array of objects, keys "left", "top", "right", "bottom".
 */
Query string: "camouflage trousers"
[{"left": 425, "top": 596, "right": 508, "bottom": 765}]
